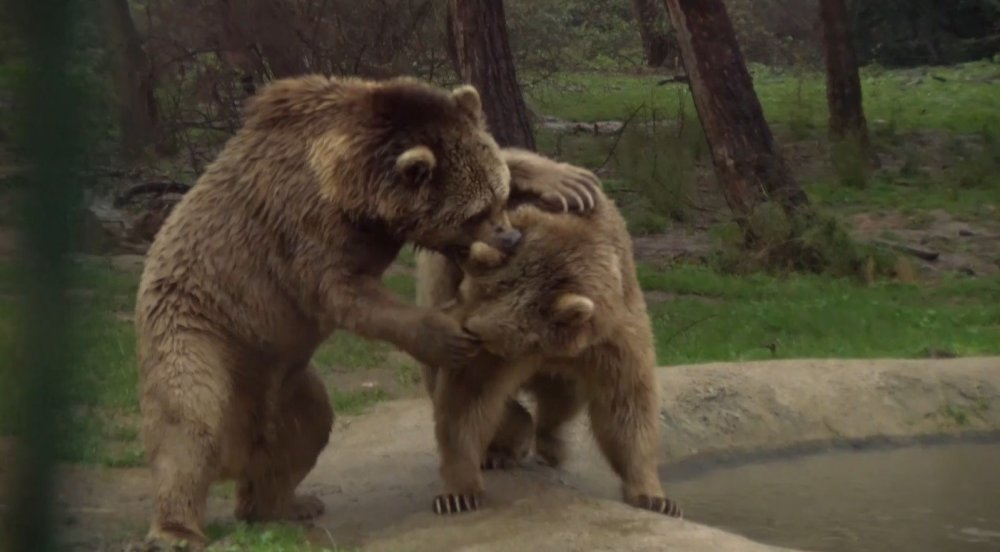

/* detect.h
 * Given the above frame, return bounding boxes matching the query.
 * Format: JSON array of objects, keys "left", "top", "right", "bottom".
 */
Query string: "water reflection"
[{"left": 666, "top": 442, "right": 1000, "bottom": 552}]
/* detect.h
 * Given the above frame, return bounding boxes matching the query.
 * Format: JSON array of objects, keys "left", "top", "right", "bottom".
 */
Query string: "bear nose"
[{"left": 497, "top": 228, "right": 522, "bottom": 252}]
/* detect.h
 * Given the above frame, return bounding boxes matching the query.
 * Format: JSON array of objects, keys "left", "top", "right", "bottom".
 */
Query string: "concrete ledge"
[
  {"left": 304, "top": 357, "right": 1000, "bottom": 552},
  {"left": 659, "top": 357, "right": 1000, "bottom": 470},
  {"left": 9, "top": 358, "right": 995, "bottom": 551}
]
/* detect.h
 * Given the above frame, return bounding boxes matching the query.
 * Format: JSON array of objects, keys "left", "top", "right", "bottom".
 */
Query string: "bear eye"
[{"left": 464, "top": 207, "right": 491, "bottom": 227}]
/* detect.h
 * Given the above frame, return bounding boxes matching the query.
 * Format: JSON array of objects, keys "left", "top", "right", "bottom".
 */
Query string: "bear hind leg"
[
  {"left": 526, "top": 373, "right": 585, "bottom": 468},
  {"left": 481, "top": 398, "right": 534, "bottom": 471},
  {"left": 146, "top": 423, "right": 219, "bottom": 548},
  {"left": 587, "top": 377, "right": 682, "bottom": 519},
  {"left": 142, "top": 347, "right": 232, "bottom": 548},
  {"left": 235, "top": 365, "right": 333, "bottom": 523}
]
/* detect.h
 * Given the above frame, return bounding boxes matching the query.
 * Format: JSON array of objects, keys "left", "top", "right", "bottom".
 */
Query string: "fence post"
[{"left": 2, "top": 0, "right": 87, "bottom": 550}]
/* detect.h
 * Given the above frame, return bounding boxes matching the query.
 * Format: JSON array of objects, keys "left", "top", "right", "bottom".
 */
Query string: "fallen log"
[
  {"left": 657, "top": 74, "right": 690, "bottom": 85},
  {"left": 871, "top": 238, "right": 940, "bottom": 262},
  {"left": 113, "top": 181, "right": 191, "bottom": 207}
]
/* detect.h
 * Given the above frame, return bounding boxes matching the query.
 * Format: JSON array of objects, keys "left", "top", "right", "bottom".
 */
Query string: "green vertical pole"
[{"left": 3, "top": 0, "right": 86, "bottom": 550}]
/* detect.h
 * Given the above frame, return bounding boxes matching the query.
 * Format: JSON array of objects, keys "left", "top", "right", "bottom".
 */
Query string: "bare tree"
[
  {"left": 212, "top": 0, "right": 307, "bottom": 80},
  {"left": 247, "top": 0, "right": 308, "bottom": 78},
  {"left": 444, "top": 1, "right": 463, "bottom": 78},
  {"left": 449, "top": 0, "right": 535, "bottom": 150},
  {"left": 103, "top": 0, "right": 159, "bottom": 160},
  {"left": 661, "top": 0, "right": 809, "bottom": 220},
  {"left": 819, "top": 0, "right": 869, "bottom": 148},
  {"left": 630, "top": 0, "right": 676, "bottom": 68}
]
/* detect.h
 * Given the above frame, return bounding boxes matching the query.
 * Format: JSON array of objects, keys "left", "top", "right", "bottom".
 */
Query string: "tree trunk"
[
  {"left": 449, "top": 0, "right": 535, "bottom": 150},
  {"left": 214, "top": 0, "right": 306, "bottom": 82},
  {"left": 630, "top": 0, "right": 674, "bottom": 68},
  {"left": 661, "top": 0, "right": 808, "bottom": 219},
  {"left": 819, "top": 0, "right": 869, "bottom": 146},
  {"left": 102, "top": 0, "right": 158, "bottom": 161},
  {"left": 444, "top": 1, "right": 463, "bottom": 79},
  {"left": 215, "top": 0, "right": 264, "bottom": 94},
  {"left": 249, "top": 0, "right": 308, "bottom": 78}
]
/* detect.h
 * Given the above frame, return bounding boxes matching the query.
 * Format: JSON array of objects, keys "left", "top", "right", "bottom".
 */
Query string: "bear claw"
[
  {"left": 287, "top": 494, "right": 326, "bottom": 520},
  {"left": 632, "top": 494, "right": 683, "bottom": 518},
  {"left": 433, "top": 493, "right": 480, "bottom": 514}
]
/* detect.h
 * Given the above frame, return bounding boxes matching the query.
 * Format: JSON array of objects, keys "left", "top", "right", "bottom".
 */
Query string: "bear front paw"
[{"left": 415, "top": 311, "right": 482, "bottom": 369}]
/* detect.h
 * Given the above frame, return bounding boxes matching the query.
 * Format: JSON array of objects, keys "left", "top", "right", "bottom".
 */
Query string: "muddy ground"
[
  {"left": 4, "top": 357, "right": 996, "bottom": 552},
  {"left": 627, "top": 208, "right": 1000, "bottom": 279}
]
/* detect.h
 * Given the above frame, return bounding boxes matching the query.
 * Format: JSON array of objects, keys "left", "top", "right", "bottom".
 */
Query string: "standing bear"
[
  {"left": 416, "top": 159, "right": 682, "bottom": 518},
  {"left": 135, "top": 74, "right": 598, "bottom": 548}
]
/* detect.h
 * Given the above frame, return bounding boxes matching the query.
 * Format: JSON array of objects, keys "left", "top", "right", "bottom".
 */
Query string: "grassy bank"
[
  {"left": 525, "top": 61, "right": 1000, "bottom": 133},
  {"left": 1, "top": 256, "right": 997, "bottom": 468},
  {"left": 639, "top": 264, "right": 1000, "bottom": 364}
]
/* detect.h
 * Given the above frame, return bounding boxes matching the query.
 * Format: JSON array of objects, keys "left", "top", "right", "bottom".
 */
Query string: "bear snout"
[{"left": 496, "top": 228, "right": 522, "bottom": 253}]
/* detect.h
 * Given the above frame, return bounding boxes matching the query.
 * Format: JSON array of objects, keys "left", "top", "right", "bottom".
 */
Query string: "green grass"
[
  {"left": 0, "top": 256, "right": 411, "bottom": 464},
  {"left": 560, "top": 153, "right": 1000, "bottom": 229},
  {"left": 309, "top": 271, "right": 415, "bottom": 371},
  {"left": 535, "top": 128, "right": 619, "bottom": 169},
  {"left": 394, "top": 245, "right": 417, "bottom": 269},
  {"left": 525, "top": 61, "right": 1000, "bottom": 133},
  {"left": 805, "top": 176, "right": 1000, "bottom": 217},
  {"left": 2, "top": 225, "right": 997, "bottom": 466},
  {"left": 527, "top": 64, "right": 1000, "bottom": 236},
  {"left": 0, "top": 257, "right": 139, "bottom": 463},
  {"left": 205, "top": 522, "right": 354, "bottom": 551},
  {"left": 527, "top": 72, "right": 687, "bottom": 124},
  {"left": 313, "top": 332, "right": 391, "bottom": 370},
  {"left": 385, "top": 270, "right": 416, "bottom": 301},
  {"left": 639, "top": 263, "right": 1000, "bottom": 364}
]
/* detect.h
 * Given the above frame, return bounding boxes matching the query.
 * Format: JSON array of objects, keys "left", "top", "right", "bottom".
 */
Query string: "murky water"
[{"left": 667, "top": 442, "right": 1000, "bottom": 552}]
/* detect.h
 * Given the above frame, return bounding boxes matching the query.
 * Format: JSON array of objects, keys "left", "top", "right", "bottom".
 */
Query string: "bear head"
[
  {"left": 244, "top": 75, "right": 522, "bottom": 258},
  {"left": 454, "top": 203, "right": 620, "bottom": 359}
]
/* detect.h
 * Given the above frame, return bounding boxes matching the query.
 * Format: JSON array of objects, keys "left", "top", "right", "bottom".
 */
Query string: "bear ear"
[
  {"left": 451, "top": 84, "right": 483, "bottom": 121},
  {"left": 552, "top": 293, "right": 595, "bottom": 326},
  {"left": 468, "top": 241, "right": 507, "bottom": 269},
  {"left": 396, "top": 146, "right": 436, "bottom": 187}
]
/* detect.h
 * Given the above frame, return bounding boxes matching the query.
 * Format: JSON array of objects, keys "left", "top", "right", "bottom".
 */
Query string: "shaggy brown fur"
[
  {"left": 416, "top": 167, "right": 682, "bottom": 518},
  {"left": 135, "top": 75, "right": 598, "bottom": 548}
]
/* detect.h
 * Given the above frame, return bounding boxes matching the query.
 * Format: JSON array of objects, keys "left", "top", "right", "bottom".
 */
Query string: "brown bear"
[
  {"left": 415, "top": 164, "right": 682, "bottom": 518},
  {"left": 135, "top": 75, "right": 598, "bottom": 548}
]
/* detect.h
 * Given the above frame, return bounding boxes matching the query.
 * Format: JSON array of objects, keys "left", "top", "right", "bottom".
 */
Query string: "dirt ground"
[
  {"left": 629, "top": 208, "right": 1000, "bottom": 278},
  {"left": 845, "top": 209, "right": 1000, "bottom": 278},
  {"left": 4, "top": 357, "right": 997, "bottom": 552}
]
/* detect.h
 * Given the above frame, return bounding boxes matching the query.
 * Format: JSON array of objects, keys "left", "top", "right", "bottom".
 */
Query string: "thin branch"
[
  {"left": 656, "top": 74, "right": 690, "bottom": 85},
  {"left": 871, "top": 238, "right": 940, "bottom": 261},
  {"left": 660, "top": 312, "right": 720, "bottom": 346},
  {"left": 114, "top": 181, "right": 191, "bottom": 207},
  {"left": 597, "top": 103, "right": 646, "bottom": 171}
]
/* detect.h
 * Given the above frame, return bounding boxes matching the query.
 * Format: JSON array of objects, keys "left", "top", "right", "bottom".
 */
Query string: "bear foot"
[
  {"left": 432, "top": 493, "right": 480, "bottom": 515},
  {"left": 131, "top": 524, "right": 208, "bottom": 551},
  {"left": 481, "top": 449, "right": 522, "bottom": 471},
  {"left": 284, "top": 494, "right": 326, "bottom": 521},
  {"left": 235, "top": 493, "right": 326, "bottom": 523},
  {"left": 534, "top": 435, "right": 567, "bottom": 468}
]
